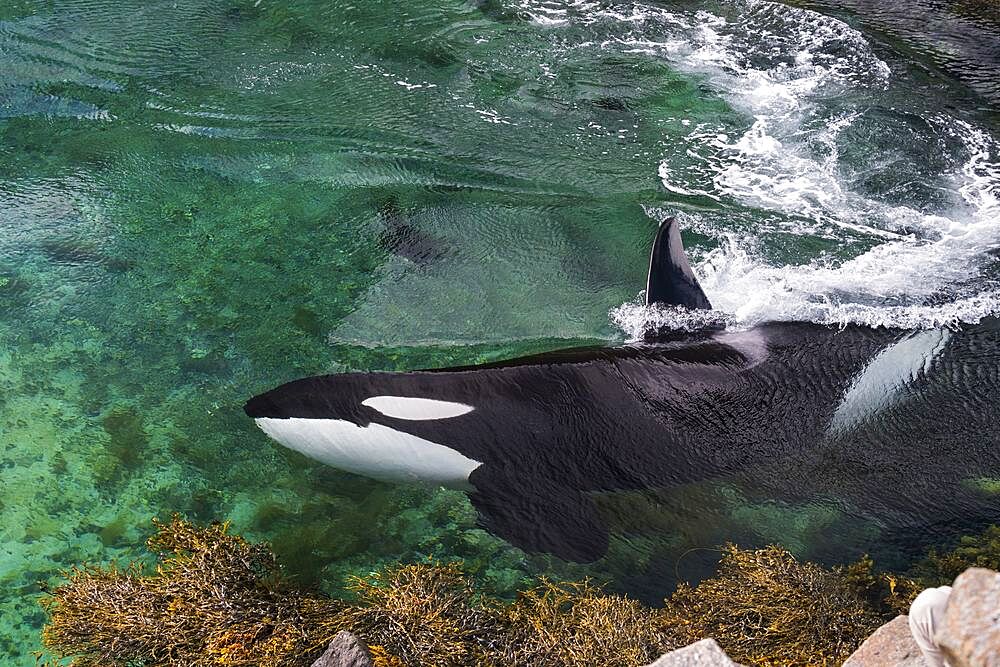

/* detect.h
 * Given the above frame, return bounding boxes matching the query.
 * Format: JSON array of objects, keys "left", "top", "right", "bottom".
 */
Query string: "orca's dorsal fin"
[{"left": 646, "top": 217, "right": 712, "bottom": 310}]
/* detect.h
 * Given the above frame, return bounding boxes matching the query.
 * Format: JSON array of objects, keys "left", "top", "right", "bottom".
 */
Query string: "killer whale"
[{"left": 246, "top": 218, "right": 1000, "bottom": 563}]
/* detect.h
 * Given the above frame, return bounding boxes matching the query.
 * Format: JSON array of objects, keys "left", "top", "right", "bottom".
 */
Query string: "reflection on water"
[
  {"left": 787, "top": 0, "right": 1000, "bottom": 104},
  {"left": 1, "top": 0, "right": 999, "bottom": 662}
]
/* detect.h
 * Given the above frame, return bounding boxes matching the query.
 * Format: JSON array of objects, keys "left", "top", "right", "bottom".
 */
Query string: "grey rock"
[
  {"left": 310, "top": 631, "right": 375, "bottom": 667},
  {"left": 645, "top": 638, "right": 742, "bottom": 666},
  {"left": 842, "top": 615, "right": 928, "bottom": 667},
  {"left": 938, "top": 568, "right": 1000, "bottom": 667}
]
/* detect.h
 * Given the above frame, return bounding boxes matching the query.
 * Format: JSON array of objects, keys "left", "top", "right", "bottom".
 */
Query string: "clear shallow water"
[{"left": 1, "top": 0, "right": 999, "bottom": 663}]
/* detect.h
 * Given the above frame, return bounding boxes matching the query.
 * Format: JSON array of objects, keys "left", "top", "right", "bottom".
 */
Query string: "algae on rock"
[
  {"left": 41, "top": 516, "right": 969, "bottom": 667},
  {"left": 662, "top": 544, "right": 884, "bottom": 666},
  {"left": 40, "top": 517, "right": 680, "bottom": 667}
]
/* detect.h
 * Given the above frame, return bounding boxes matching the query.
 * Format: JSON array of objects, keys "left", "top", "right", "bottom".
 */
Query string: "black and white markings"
[
  {"left": 828, "top": 329, "right": 952, "bottom": 435},
  {"left": 254, "top": 413, "right": 482, "bottom": 489},
  {"left": 360, "top": 395, "right": 474, "bottom": 420},
  {"left": 245, "top": 217, "right": 996, "bottom": 564}
]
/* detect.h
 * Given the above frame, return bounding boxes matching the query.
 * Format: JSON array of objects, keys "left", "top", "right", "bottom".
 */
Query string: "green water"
[{"left": 2, "top": 0, "right": 999, "bottom": 663}]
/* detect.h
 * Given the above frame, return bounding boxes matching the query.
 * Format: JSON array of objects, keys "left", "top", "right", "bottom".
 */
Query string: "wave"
[{"left": 516, "top": 0, "right": 1000, "bottom": 334}]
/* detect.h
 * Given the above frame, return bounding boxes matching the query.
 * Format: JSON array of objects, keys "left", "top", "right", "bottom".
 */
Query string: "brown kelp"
[
  {"left": 39, "top": 517, "right": 1000, "bottom": 667},
  {"left": 503, "top": 578, "right": 679, "bottom": 666},
  {"left": 40, "top": 517, "right": 347, "bottom": 666},
  {"left": 662, "top": 545, "right": 884, "bottom": 666},
  {"left": 40, "top": 517, "right": 680, "bottom": 667},
  {"left": 342, "top": 562, "right": 501, "bottom": 666}
]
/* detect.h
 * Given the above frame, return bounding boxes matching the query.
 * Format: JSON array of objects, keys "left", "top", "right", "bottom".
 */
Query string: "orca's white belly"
[{"left": 254, "top": 417, "right": 481, "bottom": 489}]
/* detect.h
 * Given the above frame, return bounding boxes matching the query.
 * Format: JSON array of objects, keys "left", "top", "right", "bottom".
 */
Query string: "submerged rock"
[
  {"left": 310, "top": 631, "right": 374, "bottom": 667},
  {"left": 938, "top": 568, "right": 1000, "bottom": 667},
  {"left": 842, "top": 615, "right": 927, "bottom": 667},
  {"left": 644, "top": 638, "right": 742, "bottom": 666}
]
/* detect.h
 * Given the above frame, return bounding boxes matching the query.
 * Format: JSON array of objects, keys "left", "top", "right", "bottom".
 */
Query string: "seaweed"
[
  {"left": 661, "top": 545, "right": 884, "bottom": 666},
  {"left": 907, "top": 524, "right": 1000, "bottom": 587},
  {"left": 835, "top": 555, "right": 921, "bottom": 617},
  {"left": 42, "top": 516, "right": 1000, "bottom": 667},
  {"left": 40, "top": 517, "right": 348, "bottom": 667},
  {"left": 40, "top": 518, "right": 677, "bottom": 667},
  {"left": 503, "top": 579, "right": 679, "bottom": 666},
  {"left": 343, "top": 562, "right": 501, "bottom": 666},
  {"left": 100, "top": 404, "right": 148, "bottom": 471},
  {"left": 42, "top": 518, "right": 1000, "bottom": 667}
]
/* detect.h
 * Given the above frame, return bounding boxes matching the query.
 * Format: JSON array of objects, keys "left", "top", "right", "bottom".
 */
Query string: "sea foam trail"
[{"left": 517, "top": 0, "right": 1000, "bottom": 336}]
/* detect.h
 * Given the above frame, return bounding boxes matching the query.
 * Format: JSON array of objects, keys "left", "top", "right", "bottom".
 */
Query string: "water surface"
[{"left": 1, "top": 0, "right": 999, "bottom": 662}]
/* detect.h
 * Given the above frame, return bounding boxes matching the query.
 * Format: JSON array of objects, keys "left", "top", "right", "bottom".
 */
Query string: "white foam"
[
  {"left": 685, "top": 116, "right": 1000, "bottom": 331},
  {"left": 512, "top": 0, "right": 1000, "bottom": 334},
  {"left": 610, "top": 299, "right": 733, "bottom": 338}
]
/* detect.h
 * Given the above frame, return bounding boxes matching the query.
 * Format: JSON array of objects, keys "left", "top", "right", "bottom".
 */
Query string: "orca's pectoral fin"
[
  {"left": 646, "top": 217, "right": 712, "bottom": 310},
  {"left": 468, "top": 466, "right": 610, "bottom": 563},
  {"left": 375, "top": 195, "right": 446, "bottom": 265}
]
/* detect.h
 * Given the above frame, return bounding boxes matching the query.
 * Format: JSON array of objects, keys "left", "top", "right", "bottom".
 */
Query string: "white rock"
[
  {"left": 937, "top": 568, "right": 1000, "bottom": 667},
  {"left": 310, "top": 631, "right": 374, "bottom": 667},
  {"left": 842, "top": 615, "right": 928, "bottom": 667},
  {"left": 645, "top": 638, "right": 742, "bottom": 666}
]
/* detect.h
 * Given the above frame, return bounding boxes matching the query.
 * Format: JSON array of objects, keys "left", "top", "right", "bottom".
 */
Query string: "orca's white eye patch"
[{"left": 361, "top": 396, "right": 474, "bottom": 420}]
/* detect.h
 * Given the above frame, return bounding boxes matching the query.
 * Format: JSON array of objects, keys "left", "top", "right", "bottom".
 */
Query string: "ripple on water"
[
  {"left": 511, "top": 0, "right": 1000, "bottom": 332},
  {"left": 3, "top": 0, "right": 1000, "bottom": 664},
  {"left": 793, "top": 0, "right": 1000, "bottom": 104}
]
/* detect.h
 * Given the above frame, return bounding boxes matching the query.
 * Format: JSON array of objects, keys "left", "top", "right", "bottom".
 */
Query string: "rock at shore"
[
  {"left": 938, "top": 568, "right": 1000, "bottom": 667},
  {"left": 842, "top": 615, "right": 927, "bottom": 667},
  {"left": 843, "top": 566, "right": 1000, "bottom": 667},
  {"left": 644, "top": 638, "right": 743, "bottom": 666},
  {"left": 310, "top": 631, "right": 375, "bottom": 667}
]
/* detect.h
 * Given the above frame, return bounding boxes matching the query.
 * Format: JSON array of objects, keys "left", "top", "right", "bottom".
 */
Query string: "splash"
[
  {"left": 514, "top": 0, "right": 1000, "bottom": 333},
  {"left": 610, "top": 299, "right": 734, "bottom": 339}
]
